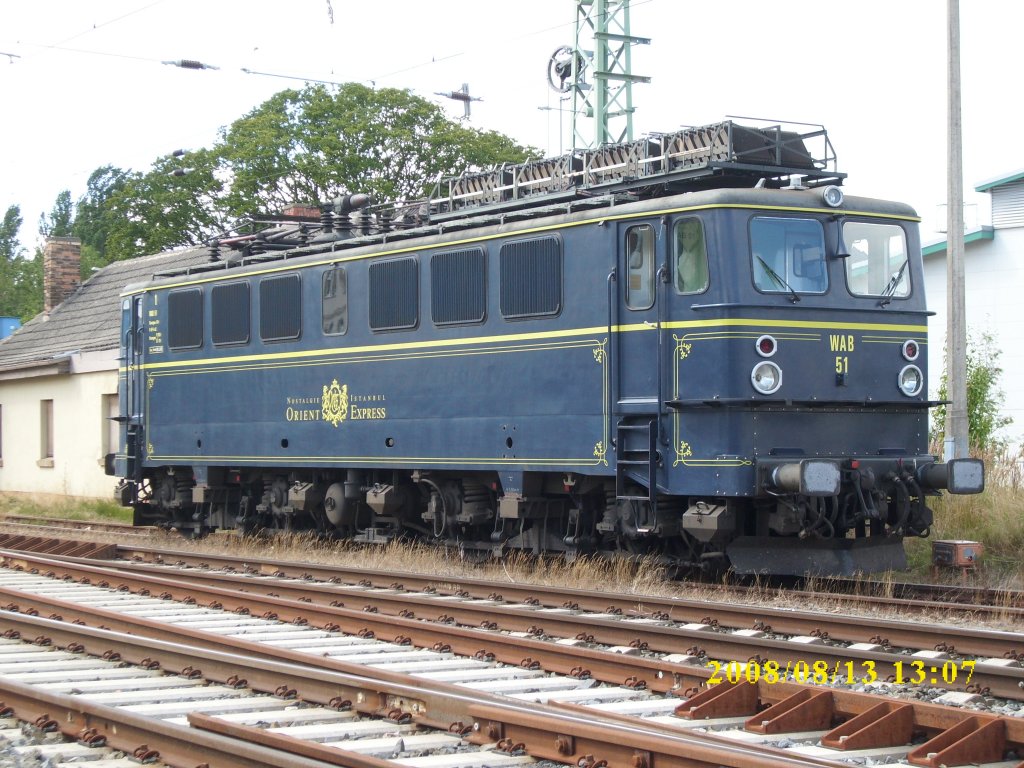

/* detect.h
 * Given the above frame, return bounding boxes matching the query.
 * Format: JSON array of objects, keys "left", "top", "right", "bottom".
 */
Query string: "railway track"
[
  {"left": 0, "top": 546, "right": 1023, "bottom": 767},
  {"left": 3, "top": 515, "right": 1020, "bottom": 616},
  {"left": 0, "top": 514, "right": 156, "bottom": 537},
  {"left": 0, "top": 564, "right": 842, "bottom": 768},
  {"left": 20, "top": 546, "right": 1016, "bottom": 682},
  {"left": 105, "top": 540, "right": 1024, "bottom": 629},
  {"left": 782, "top": 574, "right": 1024, "bottom": 611}
]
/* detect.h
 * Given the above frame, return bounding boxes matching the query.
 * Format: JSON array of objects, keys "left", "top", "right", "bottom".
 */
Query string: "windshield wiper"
[
  {"left": 878, "top": 258, "right": 909, "bottom": 307},
  {"left": 755, "top": 254, "right": 800, "bottom": 303}
]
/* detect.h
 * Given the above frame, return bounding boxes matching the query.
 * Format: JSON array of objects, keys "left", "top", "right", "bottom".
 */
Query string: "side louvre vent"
[
  {"left": 432, "top": 248, "right": 486, "bottom": 325},
  {"left": 212, "top": 282, "right": 250, "bottom": 345},
  {"left": 259, "top": 274, "right": 301, "bottom": 341},
  {"left": 499, "top": 237, "right": 562, "bottom": 319},
  {"left": 168, "top": 288, "right": 203, "bottom": 349},
  {"left": 370, "top": 257, "right": 419, "bottom": 331}
]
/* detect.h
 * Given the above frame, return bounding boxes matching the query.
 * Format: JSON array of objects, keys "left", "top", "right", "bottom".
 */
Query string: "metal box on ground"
[{"left": 931, "top": 539, "right": 983, "bottom": 569}]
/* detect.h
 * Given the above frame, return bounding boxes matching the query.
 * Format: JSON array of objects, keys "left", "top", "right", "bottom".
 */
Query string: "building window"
[
  {"left": 260, "top": 274, "right": 302, "bottom": 342},
  {"left": 432, "top": 248, "right": 486, "bottom": 325},
  {"left": 499, "top": 236, "right": 562, "bottom": 319},
  {"left": 168, "top": 288, "right": 204, "bottom": 350},
  {"left": 370, "top": 257, "right": 419, "bottom": 331},
  {"left": 39, "top": 399, "right": 54, "bottom": 467},
  {"left": 322, "top": 267, "right": 348, "bottom": 335},
  {"left": 212, "top": 282, "right": 250, "bottom": 346}
]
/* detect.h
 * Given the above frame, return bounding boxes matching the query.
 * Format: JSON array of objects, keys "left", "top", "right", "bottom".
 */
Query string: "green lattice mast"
[{"left": 571, "top": 0, "right": 649, "bottom": 148}]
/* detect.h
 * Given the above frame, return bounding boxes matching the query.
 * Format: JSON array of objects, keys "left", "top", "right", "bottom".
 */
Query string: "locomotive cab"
[{"left": 607, "top": 183, "right": 984, "bottom": 574}]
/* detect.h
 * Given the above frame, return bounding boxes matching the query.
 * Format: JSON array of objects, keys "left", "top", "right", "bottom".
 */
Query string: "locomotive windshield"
[
  {"left": 842, "top": 221, "right": 910, "bottom": 298},
  {"left": 751, "top": 217, "right": 827, "bottom": 295}
]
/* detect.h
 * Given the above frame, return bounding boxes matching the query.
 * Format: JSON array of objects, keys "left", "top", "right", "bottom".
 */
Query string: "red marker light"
[{"left": 756, "top": 335, "right": 777, "bottom": 357}]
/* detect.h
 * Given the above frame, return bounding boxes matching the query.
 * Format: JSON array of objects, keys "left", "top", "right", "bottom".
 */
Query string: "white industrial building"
[{"left": 922, "top": 169, "right": 1024, "bottom": 449}]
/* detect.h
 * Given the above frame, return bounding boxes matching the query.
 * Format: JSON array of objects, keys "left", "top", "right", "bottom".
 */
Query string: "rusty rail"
[
  {"left": 0, "top": 610, "right": 846, "bottom": 768},
  {"left": 3, "top": 555, "right": 1024, "bottom": 768}
]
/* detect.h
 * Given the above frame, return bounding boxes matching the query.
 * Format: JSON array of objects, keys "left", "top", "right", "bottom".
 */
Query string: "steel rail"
[
  {"left": 795, "top": 575, "right": 1024, "bottom": 609},
  {"left": 0, "top": 515, "right": 153, "bottom": 534},
  {"left": 24, "top": 548, "right": 1024, "bottom": 667},
  {"left": 0, "top": 576, "right": 710, "bottom": 697},
  {"left": 116, "top": 542, "right": 1024, "bottom": 626},
  {"left": 187, "top": 714, "right": 421, "bottom": 768},
  {"left": 3, "top": 550, "right": 1024, "bottom": 701},
  {"left": 5, "top": 521, "right": 1020, "bottom": 610},
  {"left": 6, "top": 531, "right": 1020, "bottom": 618},
  {"left": 99, "top": 552, "right": 1023, "bottom": 660},
  {"left": 0, "top": 674, "right": 344, "bottom": 768},
  {"left": 4, "top": 574, "right": 1024, "bottom": 765},
  {"left": 0, "top": 611, "right": 849, "bottom": 768},
  {"left": 4, "top": 607, "right": 1024, "bottom": 768}
]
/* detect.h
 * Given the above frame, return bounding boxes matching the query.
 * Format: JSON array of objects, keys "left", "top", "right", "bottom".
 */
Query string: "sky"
[{"left": 1, "top": 0, "right": 1022, "bottom": 252}]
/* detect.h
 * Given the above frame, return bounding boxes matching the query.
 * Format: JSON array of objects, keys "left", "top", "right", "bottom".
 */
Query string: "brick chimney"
[
  {"left": 280, "top": 204, "right": 322, "bottom": 220},
  {"left": 43, "top": 236, "right": 81, "bottom": 313}
]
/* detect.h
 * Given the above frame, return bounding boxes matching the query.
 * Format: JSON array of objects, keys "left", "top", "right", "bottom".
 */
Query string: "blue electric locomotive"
[{"left": 110, "top": 120, "right": 983, "bottom": 575}]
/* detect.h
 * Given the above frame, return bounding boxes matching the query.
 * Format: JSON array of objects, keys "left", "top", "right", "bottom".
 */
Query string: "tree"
[
  {"left": 0, "top": 205, "right": 22, "bottom": 262},
  {"left": 931, "top": 330, "right": 1012, "bottom": 452},
  {"left": 217, "top": 84, "right": 538, "bottom": 220},
  {"left": 0, "top": 204, "right": 42, "bottom": 321},
  {"left": 31, "top": 84, "right": 538, "bottom": 261},
  {"left": 9, "top": 253, "right": 42, "bottom": 320},
  {"left": 39, "top": 190, "right": 74, "bottom": 238},
  {"left": 104, "top": 148, "right": 226, "bottom": 262},
  {"left": 75, "top": 166, "right": 128, "bottom": 252}
]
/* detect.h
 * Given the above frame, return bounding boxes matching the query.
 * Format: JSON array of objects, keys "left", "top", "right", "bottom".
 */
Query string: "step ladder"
[{"left": 615, "top": 418, "right": 658, "bottom": 508}]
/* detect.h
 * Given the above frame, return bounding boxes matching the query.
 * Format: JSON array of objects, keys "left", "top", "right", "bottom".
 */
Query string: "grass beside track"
[
  {"left": 0, "top": 494, "right": 132, "bottom": 525},
  {"left": 898, "top": 445, "right": 1023, "bottom": 586}
]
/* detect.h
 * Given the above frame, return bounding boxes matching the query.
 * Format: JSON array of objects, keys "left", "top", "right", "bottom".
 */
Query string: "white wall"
[
  {"left": 923, "top": 226, "right": 1024, "bottom": 447},
  {"left": 0, "top": 368, "right": 119, "bottom": 499}
]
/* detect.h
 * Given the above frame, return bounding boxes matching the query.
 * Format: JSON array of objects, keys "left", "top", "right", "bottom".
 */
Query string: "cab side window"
[
  {"left": 322, "top": 267, "right": 348, "bottom": 335},
  {"left": 673, "top": 218, "right": 709, "bottom": 294},
  {"left": 625, "top": 225, "right": 655, "bottom": 310}
]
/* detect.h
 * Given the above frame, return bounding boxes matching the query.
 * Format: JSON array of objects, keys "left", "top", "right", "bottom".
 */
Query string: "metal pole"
[
  {"left": 945, "top": 0, "right": 969, "bottom": 459},
  {"left": 594, "top": 0, "right": 609, "bottom": 145}
]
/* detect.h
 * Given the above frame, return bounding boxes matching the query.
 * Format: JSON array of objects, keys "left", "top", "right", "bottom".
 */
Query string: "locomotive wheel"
[
  {"left": 170, "top": 523, "right": 210, "bottom": 540},
  {"left": 615, "top": 535, "right": 655, "bottom": 556},
  {"left": 457, "top": 542, "right": 493, "bottom": 564}
]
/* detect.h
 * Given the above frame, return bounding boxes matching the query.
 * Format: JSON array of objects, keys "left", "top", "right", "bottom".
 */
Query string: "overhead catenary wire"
[
  {"left": 1, "top": 0, "right": 658, "bottom": 238},
  {"left": 5, "top": 0, "right": 657, "bottom": 95}
]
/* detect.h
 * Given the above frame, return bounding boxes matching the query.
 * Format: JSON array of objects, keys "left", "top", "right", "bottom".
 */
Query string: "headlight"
[
  {"left": 898, "top": 365, "right": 923, "bottom": 396},
  {"left": 821, "top": 185, "right": 844, "bottom": 208},
  {"left": 751, "top": 361, "right": 782, "bottom": 394}
]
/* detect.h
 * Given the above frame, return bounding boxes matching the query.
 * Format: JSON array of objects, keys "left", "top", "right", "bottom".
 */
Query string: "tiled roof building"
[{"left": 0, "top": 242, "right": 211, "bottom": 497}]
